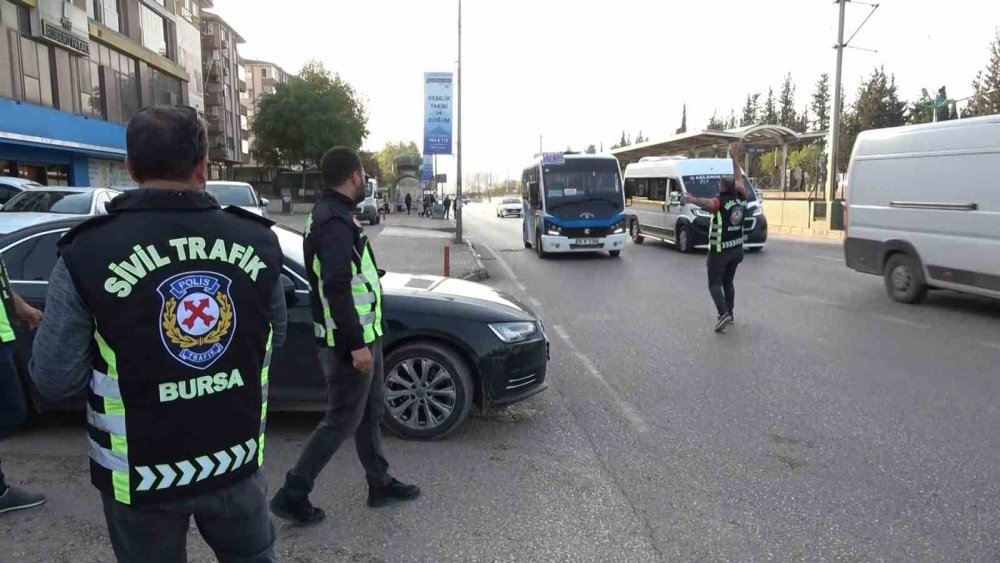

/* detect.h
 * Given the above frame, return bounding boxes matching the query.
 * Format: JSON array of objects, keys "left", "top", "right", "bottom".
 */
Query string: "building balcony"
[
  {"left": 205, "top": 91, "right": 224, "bottom": 108},
  {"left": 203, "top": 34, "right": 222, "bottom": 50},
  {"left": 207, "top": 119, "right": 223, "bottom": 136},
  {"left": 239, "top": 104, "right": 248, "bottom": 117},
  {"left": 238, "top": 78, "right": 247, "bottom": 93}
]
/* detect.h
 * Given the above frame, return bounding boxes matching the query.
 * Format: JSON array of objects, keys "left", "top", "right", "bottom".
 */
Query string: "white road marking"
[
  {"left": 480, "top": 242, "right": 519, "bottom": 281},
  {"left": 552, "top": 325, "right": 650, "bottom": 434},
  {"left": 814, "top": 255, "right": 843, "bottom": 263},
  {"left": 981, "top": 341, "right": 1000, "bottom": 351},
  {"left": 872, "top": 314, "right": 930, "bottom": 330},
  {"left": 793, "top": 294, "right": 844, "bottom": 308},
  {"left": 515, "top": 281, "right": 527, "bottom": 292},
  {"left": 527, "top": 297, "right": 542, "bottom": 309}
]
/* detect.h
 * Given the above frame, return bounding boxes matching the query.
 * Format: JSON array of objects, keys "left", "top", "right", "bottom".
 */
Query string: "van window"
[
  {"left": 635, "top": 179, "right": 649, "bottom": 198},
  {"left": 649, "top": 178, "right": 668, "bottom": 202}
]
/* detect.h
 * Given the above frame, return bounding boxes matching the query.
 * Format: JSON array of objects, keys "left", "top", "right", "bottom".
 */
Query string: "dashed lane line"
[{"left": 552, "top": 324, "right": 650, "bottom": 435}]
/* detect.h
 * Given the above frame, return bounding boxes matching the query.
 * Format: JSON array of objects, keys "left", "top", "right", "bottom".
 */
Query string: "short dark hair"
[
  {"left": 320, "top": 146, "right": 364, "bottom": 187},
  {"left": 719, "top": 176, "right": 736, "bottom": 192},
  {"left": 126, "top": 106, "right": 208, "bottom": 183}
]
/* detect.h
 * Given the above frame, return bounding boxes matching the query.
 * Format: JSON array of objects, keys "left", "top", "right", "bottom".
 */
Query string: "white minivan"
[
  {"left": 844, "top": 115, "right": 1000, "bottom": 303},
  {"left": 624, "top": 157, "right": 768, "bottom": 253}
]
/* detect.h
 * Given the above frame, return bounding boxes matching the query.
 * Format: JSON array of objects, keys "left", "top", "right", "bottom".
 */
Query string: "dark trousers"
[
  {"left": 406, "top": 203, "right": 411, "bottom": 215},
  {"left": 708, "top": 248, "right": 743, "bottom": 317},
  {"left": 284, "top": 340, "right": 390, "bottom": 499},
  {"left": 101, "top": 471, "right": 275, "bottom": 563},
  {"left": 0, "top": 343, "right": 27, "bottom": 493}
]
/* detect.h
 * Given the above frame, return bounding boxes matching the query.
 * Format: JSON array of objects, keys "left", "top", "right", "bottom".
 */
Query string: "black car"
[{"left": 1, "top": 219, "right": 548, "bottom": 439}]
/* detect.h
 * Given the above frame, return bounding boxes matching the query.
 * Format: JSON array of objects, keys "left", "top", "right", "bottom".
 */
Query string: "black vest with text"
[
  {"left": 59, "top": 189, "right": 282, "bottom": 505},
  {"left": 709, "top": 192, "right": 747, "bottom": 253}
]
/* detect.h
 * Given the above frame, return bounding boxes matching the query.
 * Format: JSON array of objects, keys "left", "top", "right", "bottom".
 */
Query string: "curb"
[
  {"left": 771, "top": 225, "right": 845, "bottom": 242},
  {"left": 462, "top": 241, "right": 490, "bottom": 282}
]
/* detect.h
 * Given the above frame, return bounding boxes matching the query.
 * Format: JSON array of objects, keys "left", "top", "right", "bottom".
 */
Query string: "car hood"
[
  {"left": 229, "top": 205, "right": 263, "bottom": 216},
  {"left": 382, "top": 273, "right": 534, "bottom": 319},
  {"left": 0, "top": 213, "right": 89, "bottom": 234}
]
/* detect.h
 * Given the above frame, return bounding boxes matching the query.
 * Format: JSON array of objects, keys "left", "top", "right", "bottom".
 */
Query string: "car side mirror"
[
  {"left": 260, "top": 197, "right": 270, "bottom": 208},
  {"left": 280, "top": 274, "right": 297, "bottom": 306}
]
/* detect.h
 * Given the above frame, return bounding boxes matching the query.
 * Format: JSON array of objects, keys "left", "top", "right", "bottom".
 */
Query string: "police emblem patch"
[
  {"left": 158, "top": 272, "right": 237, "bottom": 370},
  {"left": 730, "top": 205, "right": 745, "bottom": 226}
]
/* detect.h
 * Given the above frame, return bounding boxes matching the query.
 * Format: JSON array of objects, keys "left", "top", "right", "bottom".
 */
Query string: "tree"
[
  {"left": 676, "top": 103, "right": 688, "bottom": 134},
  {"left": 706, "top": 111, "right": 727, "bottom": 131},
  {"left": 585, "top": 144, "right": 597, "bottom": 154},
  {"left": 252, "top": 61, "right": 368, "bottom": 187},
  {"left": 741, "top": 93, "right": 760, "bottom": 126},
  {"left": 611, "top": 130, "right": 630, "bottom": 150},
  {"left": 762, "top": 87, "right": 778, "bottom": 125},
  {"left": 967, "top": 29, "right": 1000, "bottom": 117},
  {"left": 375, "top": 141, "right": 420, "bottom": 188},
  {"left": 778, "top": 74, "right": 797, "bottom": 129},
  {"left": 634, "top": 131, "right": 645, "bottom": 144},
  {"left": 797, "top": 105, "right": 810, "bottom": 133},
  {"left": 726, "top": 111, "right": 738, "bottom": 130},
  {"left": 811, "top": 73, "right": 832, "bottom": 133},
  {"left": 359, "top": 151, "right": 382, "bottom": 183}
]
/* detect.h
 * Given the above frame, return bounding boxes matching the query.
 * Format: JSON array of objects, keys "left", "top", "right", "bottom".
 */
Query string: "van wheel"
[
  {"left": 676, "top": 225, "right": 692, "bottom": 253},
  {"left": 883, "top": 253, "right": 928, "bottom": 304},
  {"left": 630, "top": 219, "right": 644, "bottom": 244},
  {"left": 536, "top": 231, "right": 548, "bottom": 259}
]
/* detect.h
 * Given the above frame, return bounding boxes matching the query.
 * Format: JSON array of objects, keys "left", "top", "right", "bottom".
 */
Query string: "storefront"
[{"left": 0, "top": 97, "right": 130, "bottom": 187}]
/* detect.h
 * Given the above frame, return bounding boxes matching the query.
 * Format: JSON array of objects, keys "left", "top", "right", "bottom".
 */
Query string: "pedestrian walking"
[
  {"left": 29, "top": 106, "right": 286, "bottom": 562},
  {"left": 269, "top": 147, "right": 419, "bottom": 527},
  {"left": 682, "top": 143, "right": 748, "bottom": 333},
  {"left": 405, "top": 193, "right": 412, "bottom": 215},
  {"left": 442, "top": 194, "right": 452, "bottom": 220},
  {"left": 0, "top": 262, "right": 45, "bottom": 516}
]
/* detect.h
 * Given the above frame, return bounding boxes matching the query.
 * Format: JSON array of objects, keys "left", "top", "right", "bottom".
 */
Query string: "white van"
[
  {"left": 844, "top": 115, "right": 1000, "bottom": 303},
  {"left": 355, "top": 177, "right": 381, "bottom": 225},
  {"left": 624, "top": 157, "right": 767, "bottom": 252}
]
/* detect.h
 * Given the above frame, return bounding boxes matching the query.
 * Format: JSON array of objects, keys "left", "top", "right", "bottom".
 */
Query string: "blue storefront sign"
[
  {"left": 421, "top": 155, "right": 434, "bottom": 183},
  {"left": 423, "top": 72, "right": 454, "bottom": 155}
]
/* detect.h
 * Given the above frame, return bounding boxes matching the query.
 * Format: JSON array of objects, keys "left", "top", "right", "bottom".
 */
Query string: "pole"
[
  {"left": 825, "top": 0, "right": 846, "bottom": 204},
  {"left": 454, "top": 0, "right": 464, "bottom": 244},
  {"left": 539, "top": 135, "right": 543, "bottom": 154}
]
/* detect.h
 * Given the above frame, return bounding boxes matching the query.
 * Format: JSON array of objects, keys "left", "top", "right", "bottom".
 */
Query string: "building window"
[
  {"left": 88, "top": 0, "right": 123, "bottom": 33},
  {"left": 16, "top": 4, "right": 31, "bottom": 36},
  {"left": 150, "top": 68, "right": 182, "bottom": 106},
  {"left": 140, "top": 3, "right": 172, "bottom": 59},
  {"left": 261, "top": 68, "right": 268, "bottom": 79}
]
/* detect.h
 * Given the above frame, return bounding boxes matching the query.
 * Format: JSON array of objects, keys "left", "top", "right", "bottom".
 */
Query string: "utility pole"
[
  {"left": 824, "top": 0, "right": 847, "bottom": 205},
  {"left": 455, "top": 0, "right": 464, "bottom": 243},
  {"left": 539, "top": 135, "right": 543, "bottom": 154}
]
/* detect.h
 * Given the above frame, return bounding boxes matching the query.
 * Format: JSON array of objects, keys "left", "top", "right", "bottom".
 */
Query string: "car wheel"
[
  {"left": 630, "top": 219, "right": 644, "bottom": 244},
  {"left": 883, "top": 253, "right": 928, "bottom": 304},
  {"left": 609, "top": 250, "right": 621, "bottom": 258},
  {"left": 382, "top": 342, "right": 474, "bottom": 440},
  {"left": 677, "top": 224, "right": 692, "bottom": 253}
]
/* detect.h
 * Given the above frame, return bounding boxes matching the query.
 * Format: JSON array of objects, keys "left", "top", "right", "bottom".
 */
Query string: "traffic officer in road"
[
  {"left": 270, "top": 146, "right": 419, "bottom": 526},
  {"left": 30, "top": 106, "right": 286, "bottom": 562},
  {"left": 682, "top": 143, "right": 749, "bottom": 333},
  {"left": 0, "top": 259, "right": 45, "bottom": 515}
]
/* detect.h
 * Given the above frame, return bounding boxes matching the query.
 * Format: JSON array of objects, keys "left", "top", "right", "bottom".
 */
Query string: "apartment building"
[
  {"left": 240, "top": 58, "right": 291, "bottom": 167},
  {"left": 0, "top": 0, "right": 204, "bottom": 186},
  {"left": 200, "top": 10, "right": 246, "bottom": 179}
]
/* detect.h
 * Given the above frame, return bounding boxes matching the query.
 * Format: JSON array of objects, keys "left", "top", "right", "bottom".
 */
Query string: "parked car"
[
  {"left": 844, "top": 115, "right": 1000, "bottom": 303},
  {"left": 496, "top": 197, "right": 524, "bottom": 218},
  {"left": 206, "top": 181, "right": 270, "bottom": 218},
  {"left": 2, "top": 219, "right": 549, "bottom": 439},
  {"left": 0, "top": 187, "right": 120, "bottom": 235},
  {"left": 624, "top": 157, "right": 767, "bottom": 253},
  {"left": 0, "top": 177, "right": 44, "bottom": 207}
]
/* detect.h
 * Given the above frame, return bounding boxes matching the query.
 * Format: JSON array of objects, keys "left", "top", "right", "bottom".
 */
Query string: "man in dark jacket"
[
  {"left": 269, "top": 147, "right": 419, "bottom": 526},
  {"left": 404, "top": 193, "right": 412, "bottom": 215}
]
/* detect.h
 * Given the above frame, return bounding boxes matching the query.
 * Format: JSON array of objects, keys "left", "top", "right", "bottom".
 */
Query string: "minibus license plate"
[{"left": 575, "top": 238, "right": 599, "bottom": 246}]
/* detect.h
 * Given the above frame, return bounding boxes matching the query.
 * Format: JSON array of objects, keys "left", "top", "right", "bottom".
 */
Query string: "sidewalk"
[{"left": 274, "top": 210, "right": 487, "bottom": 281}]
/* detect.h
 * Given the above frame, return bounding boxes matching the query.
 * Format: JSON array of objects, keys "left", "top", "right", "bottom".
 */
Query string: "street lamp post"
[
  {"left": 455, "top": 0, "right": 464, "bottom": 244},
  {"left": 824, "top": 0, "right": 847, "bottom": 204}
]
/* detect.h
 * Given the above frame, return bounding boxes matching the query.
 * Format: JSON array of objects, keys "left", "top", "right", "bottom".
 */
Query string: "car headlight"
[
  {"left": 611, "top": 218, "right": 626, "bottom": 234},
  {"left": 752, "top": 206, "right": 763, "bottom": 216},
  {"left": 489, "top": 322, "right": 538, "bottom": 343},
  {"left": 691, "top": 208, "right": 712, "bottom": 218},
  {"left": 545, "top": 222, "right": 562, "bottom": 236}
]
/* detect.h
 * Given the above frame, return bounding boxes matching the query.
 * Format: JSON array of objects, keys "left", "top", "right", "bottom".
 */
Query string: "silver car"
[
  {"left": 0, "top": 187, "right": 121, "bottom": 235},
  {"left": 0, "top": 177, "right": 44, "bottom": 207},
  {"left": 206, "top": 181, "right": 270, "bottom": 218}
]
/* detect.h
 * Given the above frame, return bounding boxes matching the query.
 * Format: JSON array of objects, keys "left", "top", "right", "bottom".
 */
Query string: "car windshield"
[
  {"left": 0, "top": 191, "right": 92, "bottom": 214},
  {"left": 682, "top": 175, "right": 759, "bottom": 201},
  {"left": 207, "top": 184, "right": 257, "bottom": 206},
  {"left": 542, "top": 159, "right": 622, "bottom": 210},
  {"left": 272, "top": 225, "right": 304, "bottom": 268},
  {"left": 503, "top": 198, "right": 520, "bottom": 204}
]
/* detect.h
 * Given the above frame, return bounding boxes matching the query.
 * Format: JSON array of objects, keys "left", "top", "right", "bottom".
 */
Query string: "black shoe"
[
  {"left": 269, "top": 488, "right": 325, "bottom": 526},
  {"left": 0, "top": 486, "right": 46, "bottom": 515},
  {"left": 714, "top": 313, "right": 734, "bottom": 333},
  {"left": 729, "top": 311, "right": 735, "bottom": 324},
  {"left": 368, "top": 479, "right": 421, "bottom": 508}
]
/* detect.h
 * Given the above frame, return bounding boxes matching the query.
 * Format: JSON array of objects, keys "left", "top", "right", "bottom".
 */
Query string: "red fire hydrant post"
[{"left": 444, "top": 244, "right": 451, "bottom": 277}]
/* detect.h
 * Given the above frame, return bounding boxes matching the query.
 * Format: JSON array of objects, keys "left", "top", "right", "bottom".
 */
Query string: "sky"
[{"left": 211, "top": 0, "right": 1000, "bottom": 187}]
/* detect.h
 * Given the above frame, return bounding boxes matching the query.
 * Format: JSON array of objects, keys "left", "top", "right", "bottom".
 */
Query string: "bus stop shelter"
[{"left": 611, "top": 125, "right": 827, "bottom": 190}]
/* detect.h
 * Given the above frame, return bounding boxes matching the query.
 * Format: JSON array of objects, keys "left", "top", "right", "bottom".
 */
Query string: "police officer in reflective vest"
[
  {"left": 682, "top": 143, "right": 749, "bottom": 333},
  {"left": 29, "top": 106, "right": 286, "bottom": 562},
  {"left": 270, "top": 147, "right": 419, "bottom": 526}
]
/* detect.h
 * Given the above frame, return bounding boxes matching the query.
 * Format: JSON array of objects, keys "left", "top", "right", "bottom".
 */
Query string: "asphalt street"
[{"left": 2, "top": 202, "right": 1000, "bottom": 561}]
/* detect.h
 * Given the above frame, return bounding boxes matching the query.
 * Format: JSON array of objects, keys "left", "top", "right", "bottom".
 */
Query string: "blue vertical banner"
[
  {"left": 423, "top": 72, "right": 454, "bottom": 155},
  {"left": 421, "top": 155, "right": 434, "bottom": 183}
]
